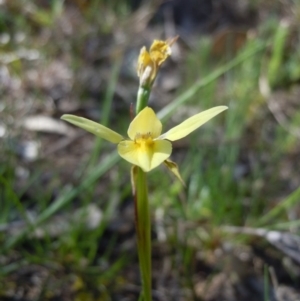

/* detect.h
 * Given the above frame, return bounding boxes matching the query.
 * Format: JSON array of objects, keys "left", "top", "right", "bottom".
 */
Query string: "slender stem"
[
  {"left": 134, "top": 167, "right": 152, "bottom": 301},
  {"left": 136, "top": 87, "right": 150, "bottom": 115},
  {"left": 135, "top": 59, "right": 152, "bottom": 300}
]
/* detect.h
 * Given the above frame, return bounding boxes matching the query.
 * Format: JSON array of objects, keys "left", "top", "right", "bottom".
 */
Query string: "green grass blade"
[
  {"left": 157, "top": 41, "right": 267, "bottom": 121},
  {"left": 259, "top": 185, "right": 300, "bottom": 226},
  {"left": 3, "top": 152, "right": 120, "bottom": 251}
]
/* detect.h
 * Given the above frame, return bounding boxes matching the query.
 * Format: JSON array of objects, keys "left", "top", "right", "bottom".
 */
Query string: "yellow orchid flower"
[
  {"left": 137, "top": 37, "right": 178, "bottom": 87},
  {"left": 61, "top": 106, "right": 227, "bottom": 173}
]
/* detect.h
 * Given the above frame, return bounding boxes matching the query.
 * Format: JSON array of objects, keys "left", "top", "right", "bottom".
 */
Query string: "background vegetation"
[{"left": 1, "top": 0, "right": 300, "bottom": 300}]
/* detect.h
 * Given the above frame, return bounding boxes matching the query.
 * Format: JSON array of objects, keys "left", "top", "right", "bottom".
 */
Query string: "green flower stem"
[
  {"left": 135, "top": 65, "right": 152, "bottom": 300},
  {"left": 136, "top": 86, "right": 151, "bottom": 115},
  {"left": 134, "top": 167, "right": 152, "bottom": 301}
]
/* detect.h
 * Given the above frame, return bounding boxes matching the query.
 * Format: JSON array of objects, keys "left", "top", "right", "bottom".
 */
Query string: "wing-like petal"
[
  {"left": 158, "top": 106, "right": 228, "bottom": 141},
  {"left": 61, "top": 114, "right": 123, "bottom": 144},
  {"left": 118, "top": 139, "right": 171, "bottom": 172},
  {"left": 128, "top": 107, "right": 162, "bottom": 140},
  {"left": 164, "top": 159, "right": 185, "bottom": 186}
]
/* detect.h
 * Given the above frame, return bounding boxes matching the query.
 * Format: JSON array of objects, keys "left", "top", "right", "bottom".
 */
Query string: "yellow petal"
[
  {"left": 150, "top": 40, "right": 171, "bottom": 66},
  {"left": 61, "top": 114, "right": 123, "bottom": 144},
  {"left": 128, "top": 107, "right": 162, "bottom": 140},
  {"left": 137, "top": 46, "right": 155, "bottom": 79},
  {"left": 118, "top": 140, "right": 172, "bottom": 172},
  {"left": 149, "top": 37, "right": 178, "bottom": 67},
  {"left": 164, "top": 159, "right": 185, "bottom": 186},
  {"left": 158, "top": 106, "right": 228, "bottom": 141},
  {"left": 118, "top": 140, "right": 142, "bottom": 168},
  {"left": 150, "top": 140, "right": 172, "bottom": 171}
]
